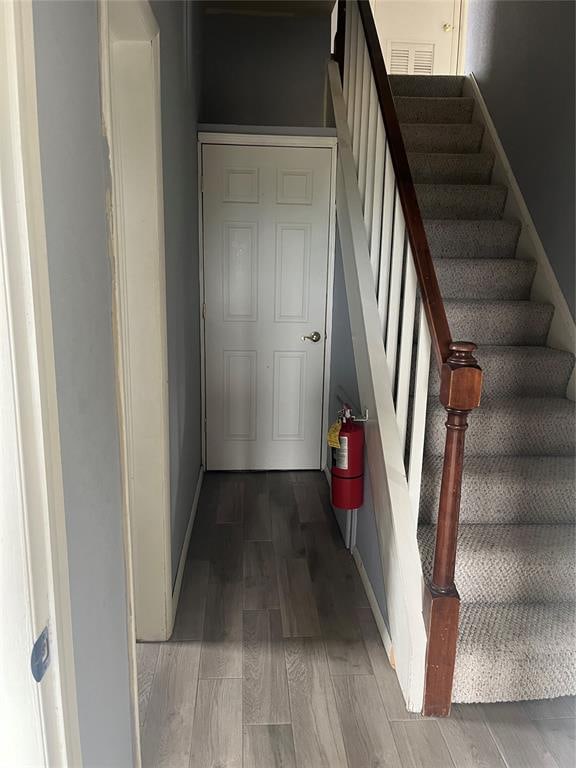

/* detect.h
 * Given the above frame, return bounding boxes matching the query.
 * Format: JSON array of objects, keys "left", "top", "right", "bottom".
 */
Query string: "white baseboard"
[
  {"left": 352, "top": 545, "right": 394, "bottom": 665},
  {"left": 171, "top": 466, "right": 204, "bottom": 619}
]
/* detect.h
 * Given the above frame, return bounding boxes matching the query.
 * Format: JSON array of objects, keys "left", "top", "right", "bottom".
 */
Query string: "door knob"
[
  {"left": 443, "top": 23, "right": 453, "bottom": 32},
  {"left": 301, "top": 331, "right": 322, "bottom": 343}
]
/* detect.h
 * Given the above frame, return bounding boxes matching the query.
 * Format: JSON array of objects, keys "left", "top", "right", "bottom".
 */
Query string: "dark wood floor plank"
[
  {"left": 189, "top": 678, "right": 242, "bottom": 768},
  {"left": 483, "top": 702, "right": 560, "bottom": 768},
  {"left": 522, "top": 697, "right": 576, "bottom": 720},
  {"left": 136, "top": 643, "right": 160, "bottom": 729},
  {"left": 209, "top": 522, "right": 243, "bottom": 584},
  {"left": 244, "top": 540, "right": 279, "bottom": 610},
  {"left": 534, "top": 718, "right": 576, "bottom": 768},
  {"left": 293, "top": 482, "right": 326, "bottom": 524},
  {"left": 216, "top": 477, "right": 244, "bottom": 524},
  {"left": 170, "top": 559, "right": 209, "bottom": 641},
  {"left": 277, "top": 558, "right": 321, "bottom": 638},
  {"left": 244, "top": 725, "right": 297, "bottom": 768},
  {"left": 332, "top": 674, "right": 403, "bottom": 767},
  {"left": 243, "top": 610, "right": 291, "bottom": 725},
  {"left": 284, "top": 638, "right": 348, "bottom": 768},
  {"left": 438, "top": 704, "right": 507, "bottom": 768},
  {"left": 243, "top": 472, "right": 271, "bottom": 541},
  {"left": 199, "top": 579, "right": 242, "bottom": 679},
  {"left": 270, "top": 475, "right": 306, "bottom": 559},
  {"left": 314, "top": 578, "right": 373, "bottom": 676},
  {"left": 140, "top": 643, "right": 200, "bottom": 768},
  {"left": 391, "top": 721, "right": 456, "bottom": 768}
]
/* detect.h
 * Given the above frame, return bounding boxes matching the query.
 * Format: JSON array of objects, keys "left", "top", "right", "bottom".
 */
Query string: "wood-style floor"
[{"left": 137, "top": 471, "right": 576, "bottom": 768}]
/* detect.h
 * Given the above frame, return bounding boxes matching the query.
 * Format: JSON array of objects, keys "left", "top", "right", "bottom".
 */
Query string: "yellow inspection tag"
[{"left": 327, "top": 420, "right": 341, "bottom": 449}]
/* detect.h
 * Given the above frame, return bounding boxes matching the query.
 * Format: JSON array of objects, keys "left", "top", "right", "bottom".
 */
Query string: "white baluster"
[
  {"left": 377, "top": 145, "right": 395, "bottom": 333},
  {"left": 352, "top": 26, "right": 364, "bottom": 167},
  {"left": 396, "top": 250, "right": 417, "bottom": 453},
  {"left": 363, "top": 78, "right": 378, "bottom": 245},
  {"left": 408, "top": 307, "right": 431, "bottom": 529},
  {"left": 385, "top": 191, "right": 405, "bottom": 382},
  {"left": 346, "top": 3, "right": 358, "bottom": 132},
  {"left": 357, "top": 48, "right": 371, "bottom": 206},
  {"left": 369, "top": 111, "right": 385, "bottom": 287},
  {"left": 343, "top": 2, "right": 351, "bottom": 105}
]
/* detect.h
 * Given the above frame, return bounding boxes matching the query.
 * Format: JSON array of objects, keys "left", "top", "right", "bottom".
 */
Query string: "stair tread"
[
  {"left": 420, "top": 455, "right": 576, "bottom": 525},
  {"left": 419, "top": 523, "right": 576, "bottom": 604},
  {"left": 396, "top": 96, "right": 474, "bottom": 124},
  {"left": 426, "top": 396, "right": 576, "bottom": 457},
  {"left": 389, "top": 74, "right": 465, "bottom": 97},
  {"left": 425, "top": 219, "right": 521, "bottom": 259},
  {"left": 416, "top": 183, "right": 508, "bottom": 220},
  {"left": 434, "top": 258, "right": 536, "bottom": 300},
  {"left": 401, "top": 122, "right": 483, "bottom": 153},
  {"left": 445, "top": 298, "right": 554, "bottom": 345},
  {"left": 408, "top": 151, "right": 494, "bottom": 184},
  {"left": 429, "top": 344, "right": 575, "bottom": 397},
  {"left": 453, "top": 601, "right": 576, "bottom": 703}
]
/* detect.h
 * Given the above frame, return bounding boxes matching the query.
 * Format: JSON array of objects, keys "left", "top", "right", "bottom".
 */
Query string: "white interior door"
[
  {"left": 373, "top": 0, "right": 463, "bottom": 75},
  {"left": 202, "top": 143, "right": 333, "bottom": 470}
]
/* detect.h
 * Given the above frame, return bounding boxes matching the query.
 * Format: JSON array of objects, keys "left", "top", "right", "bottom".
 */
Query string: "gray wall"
[
  {"left": 33, "top": 2, "right": 134, "bottom": 765},
  {"left": 201, "top": 11, "right": 331, "bottom": 126},
  {"left": 33, "top": 0, "right": 204, "bottom": 763},
  {"left": 465, "top": 0, "right": 575, "bottom": 315},
  {"left": 329, "top": 229, "right": 390, "bottom": 629},
  {"left": 150, "top": 0, "right": 203, "bottom": 584}
]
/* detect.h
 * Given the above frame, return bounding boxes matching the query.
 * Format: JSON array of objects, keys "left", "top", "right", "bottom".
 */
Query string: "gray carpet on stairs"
[{"left": 390, "top": 74, "right": 576, "bottom": 705}]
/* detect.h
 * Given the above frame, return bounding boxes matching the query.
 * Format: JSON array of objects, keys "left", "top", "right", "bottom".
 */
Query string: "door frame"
[
  {"left": 197, "top": 132, "right": 338, "bottom": 471},
  {"left": 0, "top": 0, "right": 82, "bottom": 763}
]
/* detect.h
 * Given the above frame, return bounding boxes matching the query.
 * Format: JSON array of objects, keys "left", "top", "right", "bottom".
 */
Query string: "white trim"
[
  {"left": 456, "top": 0, "right": 469, "bottom": 75},
  {"left": 198, "top": 132, "right": 338, "bottom": 471},
  {"left": 198, "top": 131, "right": 338, "bottom": 149},
  {"left": 465, "top": 74, "right": 576, "bottom": 400},
  {"left": 352, "top": 546, "right": 393, "bottom": 659},
  {"left": 0, "top": 1, "right": 82, "bottom": 763},
  {"left": 171, "top": 467, "right": 205, "bottom": 617}
]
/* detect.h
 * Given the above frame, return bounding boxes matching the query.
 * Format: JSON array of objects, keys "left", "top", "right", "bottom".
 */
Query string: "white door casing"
[{"left": 202, "top": 143, "right": 334, "bottom": 470}]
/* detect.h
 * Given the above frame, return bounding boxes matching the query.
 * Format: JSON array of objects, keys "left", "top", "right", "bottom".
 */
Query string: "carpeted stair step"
[
  {"left": 420, "top": 455, "right": 576, "bottom": 525},
  {"left": 416, "top": 183, "right": 508, "bottom": 220},
  {"left": 428, "top": 345, "right": 575, "bottom": 398},
  {"left": 409, "top": 152, "right": 494, "bottom": 184},
  {"left": 389, "top": 74, "right": 465, "bottom": 97},
  {"left": 425, "top": 219, "right": 521, "bottom": 259},
  {"left": 453, "top": 601, "right": 576, "bottom": 703},
  {"left": 401, "top": 123, "right": 483, "bottom": 153},
  {"left": 425, "top": 397, "right": 576, "bottom": 456},
  {"left": 435, "top": 259, "right": 535, "bottom": 300},
  {"left": 396, "top": 96, "right": 474, "bottom": 124},
  {"left": 418, "top": 523, "right": 576, "bottom": 604},
  {"left": 445, "top": 299, "right": 553, "bottom": 345}
]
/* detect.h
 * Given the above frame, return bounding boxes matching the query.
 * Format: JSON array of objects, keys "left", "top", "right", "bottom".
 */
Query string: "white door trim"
[
  {"left": 198, "top": 133, "right": 337, "bottom": 470},
  {"left": 0, "top": 0, "right": 82, "bottom": 763}
]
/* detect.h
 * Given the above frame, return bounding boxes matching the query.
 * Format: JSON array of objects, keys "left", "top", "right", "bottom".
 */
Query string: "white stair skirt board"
[{"left": 200, "top": 135, "right": 337, "bottom": 471}]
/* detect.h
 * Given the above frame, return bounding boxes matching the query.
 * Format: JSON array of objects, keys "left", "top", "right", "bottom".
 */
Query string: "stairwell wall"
[{"left": 465, "top": 0, "right": 575, "bottom": 316}]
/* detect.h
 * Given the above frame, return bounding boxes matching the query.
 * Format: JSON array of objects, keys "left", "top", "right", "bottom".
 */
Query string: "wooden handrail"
[{"left": 335, "top": 0, "right": 483, "bottom": 717}]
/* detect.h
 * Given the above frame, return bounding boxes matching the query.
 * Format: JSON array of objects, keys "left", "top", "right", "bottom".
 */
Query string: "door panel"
[{"left": 202, "top": 144, "right": 332, "bottom": 470}]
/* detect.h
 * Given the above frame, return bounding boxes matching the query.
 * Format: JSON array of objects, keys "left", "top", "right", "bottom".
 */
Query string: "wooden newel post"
[{"left": 423, "top": 342, "right": 482, "bottom": 717}]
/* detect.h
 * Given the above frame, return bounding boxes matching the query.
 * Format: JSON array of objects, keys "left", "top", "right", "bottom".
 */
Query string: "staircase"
[{"left": 390, "top": 74, "right": 576, "bottom": 704}]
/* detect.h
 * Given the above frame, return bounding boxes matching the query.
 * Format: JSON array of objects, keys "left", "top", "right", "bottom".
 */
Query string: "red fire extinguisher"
[{"left": 331, "top": 407, "right": 364, "bottom": 510}]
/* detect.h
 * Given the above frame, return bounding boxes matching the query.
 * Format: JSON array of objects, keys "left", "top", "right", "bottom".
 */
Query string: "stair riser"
[
  {"left": 396, "top": 97, "right": 474, "bottom": 124},
  {"left": 445, "top": 301, "right": 553, "bottom": 346},
  {"left": 435, "top": 260, "right": 535, "bottom": 300},
  {"left": 419, "top": 525, "right": 576, "bottom": 604},
  {"left": 390, "top": 74, "right": 465, "bottom": 97},
  {"left": 425, "top": 400, "right": 576, "bottom": 456},
  {"left": 409, "top": 154, "right": 494, "bottom": 184},
  {"left": 401, "top": 124, "right": 483, "bottom": 153},
  {"left": 417, "top": 185, "right": 507, "bottom": 220},
  {"left": 420, "top": 457, "right": 576, "bottom": 525},
  {"left": 425, "top": 220, "right": 521, "bottom": 260}
]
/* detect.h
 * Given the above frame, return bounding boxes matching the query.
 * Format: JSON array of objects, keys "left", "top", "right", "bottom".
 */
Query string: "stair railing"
[{"left": 333, "top": 0, "right": 483, "bottom": 716}]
